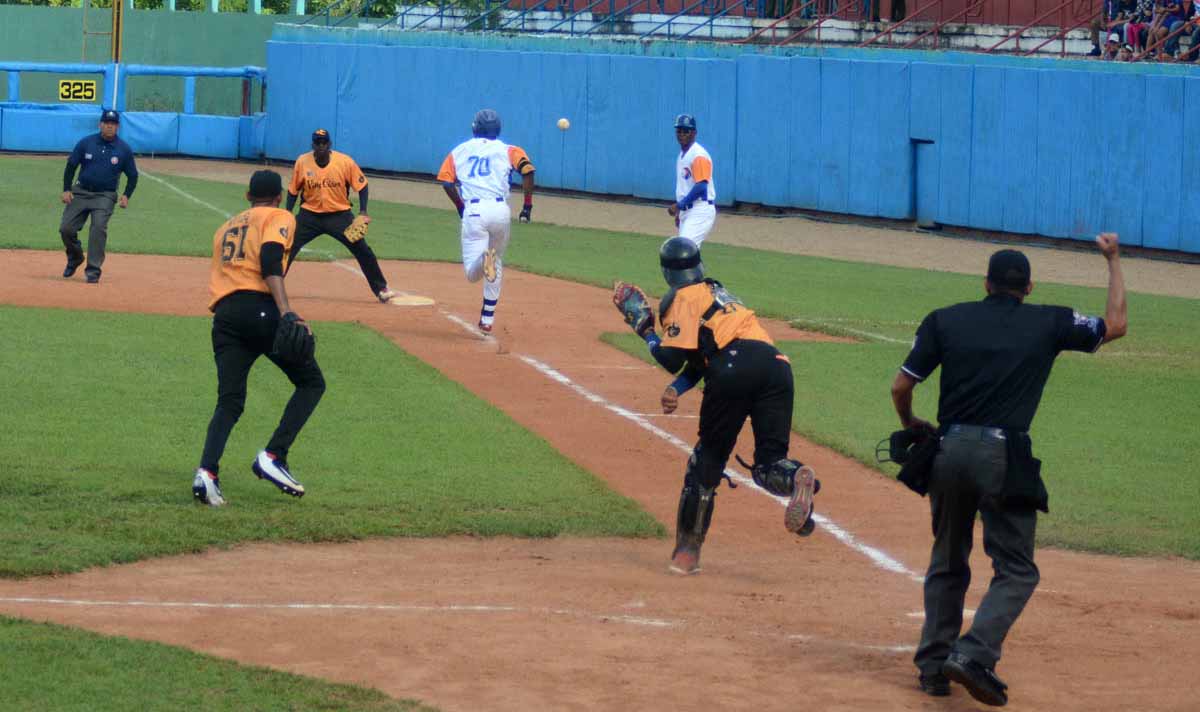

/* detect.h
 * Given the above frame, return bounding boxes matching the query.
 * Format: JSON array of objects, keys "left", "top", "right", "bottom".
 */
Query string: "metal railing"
[
  {"left": 1133, "top": 16, "right": 1195, "bottom": 61},
  {"left": 1018, "top": 5, "right": 1098, "bottom": 56},
  {"left": 639, "top": 0, "right": 750, "bottom": 39}
]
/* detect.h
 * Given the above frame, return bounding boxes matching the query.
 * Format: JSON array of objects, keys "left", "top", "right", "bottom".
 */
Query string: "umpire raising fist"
[
  {"left": 891, "top": 234, "right": 1127, "bottom": 706},
  {"left": 58, "top": 109, "right": 138, "bottom": 284}
]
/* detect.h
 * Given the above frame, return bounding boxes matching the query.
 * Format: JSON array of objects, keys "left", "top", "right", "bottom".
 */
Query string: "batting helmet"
[
  {"left": 659, "top": 237, "right": 704, "bottom": 288},
  {"left": 674, "top": 114, "right": 697, "bottom": 131},
  {"left": 472, "top": 109, "right": 502, "bottom": 139}
]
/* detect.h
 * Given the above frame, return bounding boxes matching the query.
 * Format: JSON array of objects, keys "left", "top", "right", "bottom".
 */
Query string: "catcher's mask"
[
  {"left": 472, "top": 109, "right": 502, "bottom": 139},
  {"left": 875, "top": 426, "right": 935, "bottom": 465},
  {"left": 659, "top": 237, "right": 705, "bottom": 288}
]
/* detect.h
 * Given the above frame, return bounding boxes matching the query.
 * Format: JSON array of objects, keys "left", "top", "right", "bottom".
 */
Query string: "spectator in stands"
[
  {"left": 1118, "top": 41, "right": 1135, "bottom": 59},
  {"left": 1126, "top": 0, "right": 1154, "bottom": 50},
  {"left": 1156, "top": 0, "right": 1188, "bottom": 56},
  {"left": 1181, "top": 0, "right": 1200, "bottom": 60},
  {"left": 1090, "top": 0, "right": 1130, "bottom": 55},
  {"left": 1101, "top": 32, "right": 1123, "bottom": 57}
]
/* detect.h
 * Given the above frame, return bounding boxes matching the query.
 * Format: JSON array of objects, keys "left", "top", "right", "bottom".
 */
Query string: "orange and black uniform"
[
  {"left": 653, "top": 279, "right": 793, "bottom": 490},
  {"left": 285, "top": 150, "right": 390, "bottom": 298},
  {"left": 200, "top": 206, "right": 325, "bottom": 476}
]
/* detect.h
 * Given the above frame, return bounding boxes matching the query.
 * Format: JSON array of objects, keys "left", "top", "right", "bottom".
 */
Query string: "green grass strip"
[{"left": 0, "top": 616, "right": 433, "bottom": 712}]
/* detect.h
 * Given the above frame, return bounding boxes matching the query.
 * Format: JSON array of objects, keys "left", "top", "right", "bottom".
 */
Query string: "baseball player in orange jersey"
[
  {"left": 667, "top": 114, "right": 716, "bottom": 247},
  {"left": 285, "top": 129, "right": 398, "bottom": 303},
  {"left": 193, "top": 170, "right": 325, "bottom": 508},
  {"left": 437, "top": 109, "right": 535, "bottom": 333}
]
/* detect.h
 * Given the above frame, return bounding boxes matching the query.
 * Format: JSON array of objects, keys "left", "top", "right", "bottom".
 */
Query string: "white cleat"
[
  {"left": 192, "top": 467, "right": 226, "bottom": 507},
  {"left": 252, "top": 451, "right": 306, "bottom": 498}
]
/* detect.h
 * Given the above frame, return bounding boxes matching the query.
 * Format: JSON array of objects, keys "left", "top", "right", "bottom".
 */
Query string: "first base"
[{"left": 388, "top": 294, "right": 436, "bottom": 306}]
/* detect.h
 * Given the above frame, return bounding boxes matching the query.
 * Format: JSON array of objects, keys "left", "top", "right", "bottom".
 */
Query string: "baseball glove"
[
  {"left": 272, "top": 312, "right": 315, "bottom": 365},
  {"left": 612, "top": 280, "right": 654, "bottom": 337},
  {"left": 344, "top": 215, "right": 369, "bottom": 244}
]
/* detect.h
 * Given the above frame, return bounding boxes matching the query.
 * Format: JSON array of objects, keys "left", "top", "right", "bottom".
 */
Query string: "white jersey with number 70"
[{"left": 437, "top": 137, "right": 534, "bottom": 203}]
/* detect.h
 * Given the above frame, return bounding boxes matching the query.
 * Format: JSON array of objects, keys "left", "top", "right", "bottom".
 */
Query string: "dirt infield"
[{"left": 0, "top": 249, "right": 1197, "bottom": 712}]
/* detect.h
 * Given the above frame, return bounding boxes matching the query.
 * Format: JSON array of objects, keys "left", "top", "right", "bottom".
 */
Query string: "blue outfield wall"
[{"left": 264, "top": 40, "right": 1200, "bottom": 253}]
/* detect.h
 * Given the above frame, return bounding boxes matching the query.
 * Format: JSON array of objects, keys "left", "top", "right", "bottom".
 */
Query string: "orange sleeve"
[
  {"left": 436, "top": 153, "right": 457, "bottom": 183},
  {"left": 690, "top": 155, "right": 712, "bottom": 182},
  {"left": 345, "top": 156, "right": 368, "bottom": 190},
  {"left": 288, "top": 156, "right": 305, "bottom": 196},
  {"left": 263, "top": 210, "right": 295, "bottom": 248},
  {"left": 659, "top": 291, "right": 701, "bottom": 350},
  {"left": 508, "top": 145, "right": 535, "bottom": 175}
]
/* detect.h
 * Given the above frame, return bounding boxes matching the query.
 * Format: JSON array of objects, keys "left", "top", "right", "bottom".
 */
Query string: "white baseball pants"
[
  {"left": 677, "top": 201, "right": 716, "bottom": 246},
  {"left": 461, "top": 198, "right": 512, "bottom": 325}
]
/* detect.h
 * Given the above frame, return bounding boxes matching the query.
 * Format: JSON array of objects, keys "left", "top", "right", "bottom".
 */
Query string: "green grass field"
[
  {"left": 6, "top": 155, "right": 1198, "bottom": 559},
  {"left": 0, "top": 616, "right": 434, "bottom": 712}
]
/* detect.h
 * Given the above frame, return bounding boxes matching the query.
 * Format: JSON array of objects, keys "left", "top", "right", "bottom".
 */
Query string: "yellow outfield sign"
[{"left": 58, "top": 79, "right": 97, "bottom": 102}]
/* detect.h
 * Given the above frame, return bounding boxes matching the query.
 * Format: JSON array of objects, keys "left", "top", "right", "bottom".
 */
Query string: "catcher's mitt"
[
  {"left": 344, "top": 215, "right": 369, "bottom": 243},
  {"left": 272, "top": 312, "right": 316, "bottom": 365},
  {"left": 612, "top": 280, "right": 654, "bottom": 337}
]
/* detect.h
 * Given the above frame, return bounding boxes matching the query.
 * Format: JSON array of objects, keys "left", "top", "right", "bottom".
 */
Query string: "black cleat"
[
  {"left": 943, "top": 652, "right": 1008, "bottom": 706},
  {"left": 63, "top": 261, "right": 82, "bottom": 278},
  {"left": 919, "top": 672, "right": 951, "bottom": 697},
  {"left": 85, "top": 274, "right": 100, "bottom": 284}
]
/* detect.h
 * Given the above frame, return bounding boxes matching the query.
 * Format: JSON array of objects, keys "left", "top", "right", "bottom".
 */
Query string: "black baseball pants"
[
  {"left": 59, "top": 186, "right": 116, "bottom": 280},
  {"left": 914, "top": 427, "right": 1040, "bottom": 677},
  {"left": 200, "top": 291, "right": 325, "bottom": 475},
  {"left": 693, "top": 339, "right": 795, "bottom": 489},
  {"left": 288, "top": 208, "right": 389, "bottom": 297}
]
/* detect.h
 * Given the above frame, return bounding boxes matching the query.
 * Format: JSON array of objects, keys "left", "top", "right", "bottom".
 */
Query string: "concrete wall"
[{"left": 265, "top": 38, "right": 1200, "bottom": 253}]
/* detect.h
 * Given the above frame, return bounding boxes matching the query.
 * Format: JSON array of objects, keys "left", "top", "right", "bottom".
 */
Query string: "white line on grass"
[{"left": 140, "top": 171, "right": 231, "bottom": 218}]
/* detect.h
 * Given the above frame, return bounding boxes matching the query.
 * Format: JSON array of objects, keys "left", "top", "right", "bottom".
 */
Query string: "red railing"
[
  {"left": 893, "top": 0, "right": 989, "bottom": 49},
  {"left": 1018, "top": 6, "right": 1100, "bottom": 56},
  {"left": 1133, "top": 16, "right": 1195, "bottom": 61},
  {"left": 735, "top": 0, "right": 819, "bottom": 44},
  {"left": 858, "top": 0, "right": 955, "bottom": 47},
  {"left": 986, "top": 0, "right": 1082, "bottom": 53}
]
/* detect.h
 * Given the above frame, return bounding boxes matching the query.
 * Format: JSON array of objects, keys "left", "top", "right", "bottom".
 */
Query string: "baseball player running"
[
  {"left": 612, "top": 238, "right": 819, "bottom": 575},
  {"left": 193, "top": 170, "right": 325, "bottom": 507},
  {"left": 285, "top": 129, "right": 397, "bottom": 303},
  {"left": 667, "top": 114, "right": 716, "bottom": 247},
  {"left": 437, "top": 109, "right": 535, "bottom": 333}
]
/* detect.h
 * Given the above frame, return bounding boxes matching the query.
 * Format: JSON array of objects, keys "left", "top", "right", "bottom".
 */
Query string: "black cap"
[
  {"left": 248, "top": 170, "right": 283, "bottom": 199},
  {"left": 987, "top": 249, "right": 1031, "bottom": 289},
  {"left": 674, "top": 113, "right": 697, "bottom": 131},
  {"left": 100, "top": 109, "right": 120, "bottom": 124},
  {"left": 312, "top": 128, "right": 331, "bottom": 143}
]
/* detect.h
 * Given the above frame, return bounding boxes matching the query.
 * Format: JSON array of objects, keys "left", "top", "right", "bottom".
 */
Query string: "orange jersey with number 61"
[{"left": 208, "top": 206, "right": 296, "bottom": 311}]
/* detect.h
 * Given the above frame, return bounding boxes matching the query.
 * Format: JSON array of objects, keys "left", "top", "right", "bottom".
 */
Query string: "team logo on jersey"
[
  {"left": 667, "top": 323, "right": 681, "bottom": 337},
  {"left": 110, "top": 156, "right": 119, "bottom": 165},
  {"left": 682, "top": 168, "right": 692, "bottom": 180},
  {"left": 1072, "top": 311, "right": 1100, "bottom": 333},
  {"left": 306, "top": 170, "right": 314, "bottom": 177},
  {"left": 279, "top": 227, "right": 288, "bottom": 238},
  {"left": 84, "top": 153, "right": 93, "bottom": 160}
]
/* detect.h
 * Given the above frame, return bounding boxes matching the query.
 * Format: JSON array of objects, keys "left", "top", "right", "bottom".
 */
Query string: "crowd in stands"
[{"left": 1091, "top": 0, "right": 1200, "bottom": 60}]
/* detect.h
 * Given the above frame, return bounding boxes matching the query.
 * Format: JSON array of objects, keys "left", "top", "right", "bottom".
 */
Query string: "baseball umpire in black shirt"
[{"left": 891, "top": 233, "right": 1127, "bottom": 706}]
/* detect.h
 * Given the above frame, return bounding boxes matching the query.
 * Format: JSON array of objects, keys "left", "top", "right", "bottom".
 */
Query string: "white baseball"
[{"left": 557, "top": 117, "right": 570, "bottom": 131}]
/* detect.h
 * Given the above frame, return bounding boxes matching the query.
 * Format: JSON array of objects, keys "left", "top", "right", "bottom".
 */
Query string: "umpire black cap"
[
  {"left": 100, "top": 109, "right": 120, "bottom": 124},
  {"left": 660, "top": 237, "right": 705, "bottom": 288},
  {"left": 674, "top": 114, "right": 697, "bottom": 131},
  {"left": 987, "top": 249, "right": 1032, "bottom": 289},
  {"left": 248, "top": 170, "right": 283, "bottom": 199}
]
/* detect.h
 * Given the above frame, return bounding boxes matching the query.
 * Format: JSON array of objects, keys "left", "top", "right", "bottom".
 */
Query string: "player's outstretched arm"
[{"left": 1096, "top": 232, "right": 1127, "bottom": 343}]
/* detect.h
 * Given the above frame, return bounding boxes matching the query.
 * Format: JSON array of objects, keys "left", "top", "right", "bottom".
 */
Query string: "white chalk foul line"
[
  {"left": 140, "top": 171, "right": 231, "bottom": 219},
  {"left": 513, "top": 352, "right": 920, "bottom": 581},
  {"left": 0, "top": 596, "right": 676, "bottom": 628}
]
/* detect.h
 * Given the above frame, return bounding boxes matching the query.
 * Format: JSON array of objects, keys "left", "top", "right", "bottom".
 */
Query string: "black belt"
[
  {"left": 468, "top": 197, "right": 505, "bottom": 203},
  {"left": 74, "top": 183, "right": 113, "bottom": 193},
  {"left": 945, "top": 424, "right": 1018, "bottom": 442}
]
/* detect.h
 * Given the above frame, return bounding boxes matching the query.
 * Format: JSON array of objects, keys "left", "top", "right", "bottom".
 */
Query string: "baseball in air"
[{"left": 557, "top": 117, "right": 570, "bottom": 131}]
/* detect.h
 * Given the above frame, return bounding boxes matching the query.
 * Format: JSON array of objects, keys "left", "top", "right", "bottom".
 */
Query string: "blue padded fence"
[
  {"left": 264, "top": 39, "right": 1200, "bottom": 253},
  {"left": 1, "top": 62, "right": 266, "bottom": 160}
]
